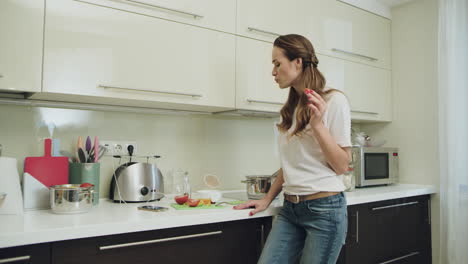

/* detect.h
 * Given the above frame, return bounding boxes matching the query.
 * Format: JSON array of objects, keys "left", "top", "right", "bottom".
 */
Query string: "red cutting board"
[{"left": 24, "top": 138, "right": 69, "bottom": 187}]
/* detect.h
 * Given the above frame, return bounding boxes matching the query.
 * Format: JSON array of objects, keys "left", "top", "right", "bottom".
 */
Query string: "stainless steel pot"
[
  {"left": 241, "top": 175, "right": 276, "bottom": 200},
  {"left": 50, "top": 184, "right": 94, "bottom": 214}
]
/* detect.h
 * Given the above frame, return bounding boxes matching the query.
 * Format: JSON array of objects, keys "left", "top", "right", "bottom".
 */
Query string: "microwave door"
[{"left": 364, "top": 153, "right": 392, "bottom": 185}]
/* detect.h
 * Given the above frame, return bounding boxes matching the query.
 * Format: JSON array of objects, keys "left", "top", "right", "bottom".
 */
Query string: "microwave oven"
[{"left": 351, "top": 146, "right": 399, "bottom": 187}]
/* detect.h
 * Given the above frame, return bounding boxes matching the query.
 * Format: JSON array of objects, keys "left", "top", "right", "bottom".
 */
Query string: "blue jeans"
[{"left": 258, "top": 193, "right": 347, "bottom": 264}]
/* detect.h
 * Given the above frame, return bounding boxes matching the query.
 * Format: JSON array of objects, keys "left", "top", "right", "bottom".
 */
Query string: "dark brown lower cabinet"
[
  {"left": 0, "top": 243, "right": 50, "bottom": 264},
  {"left": 0, "top": 195, "right": 432, "bottom": 264},
  {"left": 51, "top": 217, "right": 272, "bottom": 264},
  {"left": 337, "top": 195, "right": 432, "bottom": 264}
]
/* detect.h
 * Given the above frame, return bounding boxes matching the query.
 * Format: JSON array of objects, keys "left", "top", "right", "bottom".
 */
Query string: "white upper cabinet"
[
  {"left": 72, "top": 0, "right": 236, "bottom": 33},
  {"left": 237, "top": 0, "right": 391, "bottom": 70},
  {"left": 236, "top": 37, "right": 288, "bottom": 112},
  {"left": 0, "top": 0, "right": 43, "bottom": 93},
  {"left": 318, "top": 0, "right": 392, "bottom": 70},
  {"left": 319, "top": 54, "right": 392, "bottom": 122},
  {"left": 41, "top": 0, "right": 235, "bottom": 111},
  {"left": 237, "top": 0, "right": 317, "bottom": 42}
]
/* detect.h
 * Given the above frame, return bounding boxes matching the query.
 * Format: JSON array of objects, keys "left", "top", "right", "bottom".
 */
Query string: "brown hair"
[{"left": 274, "top": 34, "right": 336, "bottom": 136}]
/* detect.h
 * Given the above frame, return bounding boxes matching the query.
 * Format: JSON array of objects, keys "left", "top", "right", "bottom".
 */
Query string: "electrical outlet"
[{"left": 101, "top": 140, "right": 137, "bottom": 156}]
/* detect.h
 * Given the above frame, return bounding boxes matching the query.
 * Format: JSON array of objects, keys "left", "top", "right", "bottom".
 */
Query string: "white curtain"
[{"left": 438, "top": 0, "right": 468, "bottom": 263}]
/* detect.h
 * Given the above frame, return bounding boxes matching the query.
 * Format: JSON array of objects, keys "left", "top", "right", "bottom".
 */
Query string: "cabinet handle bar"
[
  {"left": 372, "top": 201, "right": 419, "bottom": 211},
  {"left": 378, "top": 251, "right": 420, "bottom": 264},
  {"left": 246, "top": 99, "right": 283, "bottom": 105},
  {"left": 351, "top": 110, "right": 378, "bottom": 115},
  {"left": 355, "top": 211, "right": 359, "bottom": 243},
  {"left": 99, "top": 85, "right": 203, "bottom": 98},
  {"left": 99, "top": 230, "right": 222, "bottom": 250},
  {"left": 0, "top": 256, "right": 31, "bottom": 263},
  {"left": 247, "top": 27, "right": 282, "bottom": 37},
  {"left": 331, "top": 48, "right": 378, "bottom": 61},
  {"left": 125, "top": 0, "right": 203, "bottom": 19}
]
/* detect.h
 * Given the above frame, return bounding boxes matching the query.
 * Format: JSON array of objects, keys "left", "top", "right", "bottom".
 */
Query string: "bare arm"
[
  {"left": 306, "top": 89, "right": 351, "bottom": 175},
  {"left": 263, "top": 169, "right": 284, "bottom": 204},
  {"left": 311, "top": 124, "right": 351, "bottom": 175}
]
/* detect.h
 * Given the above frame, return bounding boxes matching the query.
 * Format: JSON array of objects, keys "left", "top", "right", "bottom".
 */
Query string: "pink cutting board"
[{"left": 24, "top": 138, "right": 69, "bottom": 187}]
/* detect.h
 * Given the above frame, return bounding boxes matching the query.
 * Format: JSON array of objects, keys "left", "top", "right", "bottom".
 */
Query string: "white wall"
[
  {"left": 0, "top": 104, "right": 281, "bottom": 198},
  {"left": 361, "top": 0, "right": 440, "bottom": 261}
]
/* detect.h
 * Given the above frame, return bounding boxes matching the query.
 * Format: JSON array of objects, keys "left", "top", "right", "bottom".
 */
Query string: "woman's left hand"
[{"left": 305, "top": 89, "right": 327, "bottom": 128}]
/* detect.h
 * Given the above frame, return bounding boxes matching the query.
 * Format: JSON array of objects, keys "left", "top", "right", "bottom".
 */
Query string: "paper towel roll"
[{"left": 0, "top": 157, "right": 24, "bottom": 215}]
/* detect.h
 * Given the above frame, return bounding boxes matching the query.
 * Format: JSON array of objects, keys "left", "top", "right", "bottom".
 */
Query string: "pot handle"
[{"left": 241, "top": 180, "right": 255, "bottom": 183}]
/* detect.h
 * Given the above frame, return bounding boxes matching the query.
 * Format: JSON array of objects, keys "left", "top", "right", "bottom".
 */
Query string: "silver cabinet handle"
[
  {"left": 99, "top": 230, "right": 222, "bottom": 250},
  {"left": 331, "top": 48, "right": 378, "bottom": 62},
  {"left": 99, "top": 85, "right": 203, "bottom": 98},
  {"left": 0, "top": 256, "right": 31, "bottom": 264},
  {"left": 246, "top": 99, "right": 283, "bottom": 105},
  {"left": 247, "top": 27, "right": 282, "bottom": 37},
  {"left": 378, "top": 251, "right": 420, "bottom": 264},
  {"left": 372, "top": 201, "right": 419, "bottom": 211},
  {"left": 125, "top": 0, "right": 203, "bottom": 19},
  {"left": 355, "top": 210, "right": 359, "bottom": 243},
  {"left": 351, "top": 110, "right": 378, "bottom": 115}
]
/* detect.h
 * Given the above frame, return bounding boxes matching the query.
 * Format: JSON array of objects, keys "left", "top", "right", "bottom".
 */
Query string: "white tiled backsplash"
[{"left": 0, "top": 104, "right": 282, "bottom": 198}]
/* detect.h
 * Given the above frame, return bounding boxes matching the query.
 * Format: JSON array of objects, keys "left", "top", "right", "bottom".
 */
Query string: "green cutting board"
[{"left": 170, "top": 200, "right": 245, "bottom": 210}]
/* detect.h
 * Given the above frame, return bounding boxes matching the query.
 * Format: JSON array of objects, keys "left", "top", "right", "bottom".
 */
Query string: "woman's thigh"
[
  {"left": 297, "top": 193, "right": 347, "bottom": 264},
  {"left": 258, "top": 207, "right": 306, "bottom": 264}
]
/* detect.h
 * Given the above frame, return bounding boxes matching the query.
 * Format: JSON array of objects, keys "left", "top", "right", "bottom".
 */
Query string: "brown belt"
[{"left": 284, "top": 192, "right": 340, "bottom": 204}]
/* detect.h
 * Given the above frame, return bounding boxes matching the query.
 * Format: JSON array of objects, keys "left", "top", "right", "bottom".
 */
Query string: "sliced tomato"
[
  {"left": 174, "top": 194, "right": 189, "bottom": 205},
  {"left": 187, "top": 198, "right": 200, "bottom": 207},
  {"left": 80, "top": 183, "right": 94, "bottom": 188}
]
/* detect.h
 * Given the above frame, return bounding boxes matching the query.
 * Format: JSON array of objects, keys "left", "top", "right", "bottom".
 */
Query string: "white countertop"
[{"left": 0, "top": 184, "right": 437, "bottom": 248}]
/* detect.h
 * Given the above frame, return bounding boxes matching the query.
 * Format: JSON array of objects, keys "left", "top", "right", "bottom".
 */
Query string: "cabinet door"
[
  {"left": 319, "top": 54, "right": 392, "bottom": 122},
  {"left": 344, "top": 195, "right": 431, "bottom": 264},
  {"left": 42, "top": 0, "right": 235, "bottom": 111},
  {"left": 0, "top": 243, "right": 50, "bottom": 264},
  {"left": 73, "top": 0, "right": 236, "bottom": 34},
  {"left": 237, "top": 0, "right": 321, "bottom": 42},
  {"left": 318, "top": 1, "right": 392, "bottom": 70},
  {"left": 235, "top": 37, "right": 288, "bottom": 112},
  {"left": 52, "top": 218, "right": 271, "bottom": 264},
  {"left": 237, "top": 0, "right": 391, "bottom": 70},
  {"left": 0, "top": 0, "right": 43, "bottom": 93}
]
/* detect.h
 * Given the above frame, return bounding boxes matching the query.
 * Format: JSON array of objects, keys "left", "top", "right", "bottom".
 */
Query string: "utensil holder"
[{"left": 69, "top": 163, "right": 100, "bottom": 205}]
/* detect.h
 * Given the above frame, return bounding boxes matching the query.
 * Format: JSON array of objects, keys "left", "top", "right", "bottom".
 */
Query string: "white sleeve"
[{"left": 324, "top": 92, "right": 352, "bottom": 147}]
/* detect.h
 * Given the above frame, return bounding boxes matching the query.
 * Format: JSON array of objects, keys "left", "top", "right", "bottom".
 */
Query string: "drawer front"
[
  {"left": 0, "top": 243, "right": 50, "bottom": 264},
  {"left": 52, "top": 219, "right": 270, "bottom": 264},
  {"left": 345, "top": 195, "right": 431, "bottom": 264}
]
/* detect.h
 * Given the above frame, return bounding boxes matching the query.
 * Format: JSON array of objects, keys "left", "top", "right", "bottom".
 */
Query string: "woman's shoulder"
[{"left": 323, "top": 87, "right": 348, "bottom": 104}]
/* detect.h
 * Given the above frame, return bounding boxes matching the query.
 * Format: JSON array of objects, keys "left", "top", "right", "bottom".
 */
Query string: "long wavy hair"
[{"left": 275, "top": 34, "right": 336, "bottom": 136}]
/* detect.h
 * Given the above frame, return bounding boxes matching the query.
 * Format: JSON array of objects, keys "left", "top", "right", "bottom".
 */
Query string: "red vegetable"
[
  {"left": 187, "top": 198, "right": 200, "bottom": 207},
  {"left": 80, "top": 183, "right": 94, "bottom": 188},
  {"left": 174, "top": 194, "right": 189, "bottom": 205}
]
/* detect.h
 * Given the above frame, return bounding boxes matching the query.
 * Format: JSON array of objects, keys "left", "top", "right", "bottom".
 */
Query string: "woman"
[{"left": 234, "top": 34, "right": 352, "bottom": 264}]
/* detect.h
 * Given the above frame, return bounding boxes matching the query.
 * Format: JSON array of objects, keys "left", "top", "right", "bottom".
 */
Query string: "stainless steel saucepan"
[
  {"left": 50, "top": 184, "right": 94, "bottom": 214},
  {"left": 241, "top": 174, "right": 277, "bottom": 200}
]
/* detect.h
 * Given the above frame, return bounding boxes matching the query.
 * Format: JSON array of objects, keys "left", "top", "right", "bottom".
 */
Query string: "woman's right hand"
[{"left": 233, "top": 198, "right": 271, "bottom": 216}]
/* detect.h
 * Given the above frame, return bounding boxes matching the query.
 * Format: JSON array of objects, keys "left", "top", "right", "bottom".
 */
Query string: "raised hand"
[{"left": 304, "top": 88, "right": 327, "bottom": 129}]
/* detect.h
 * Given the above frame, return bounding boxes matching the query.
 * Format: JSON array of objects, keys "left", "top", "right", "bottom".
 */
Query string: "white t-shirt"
[{"left": 278, "top": 91, "right": 352, "bottom": 195}]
